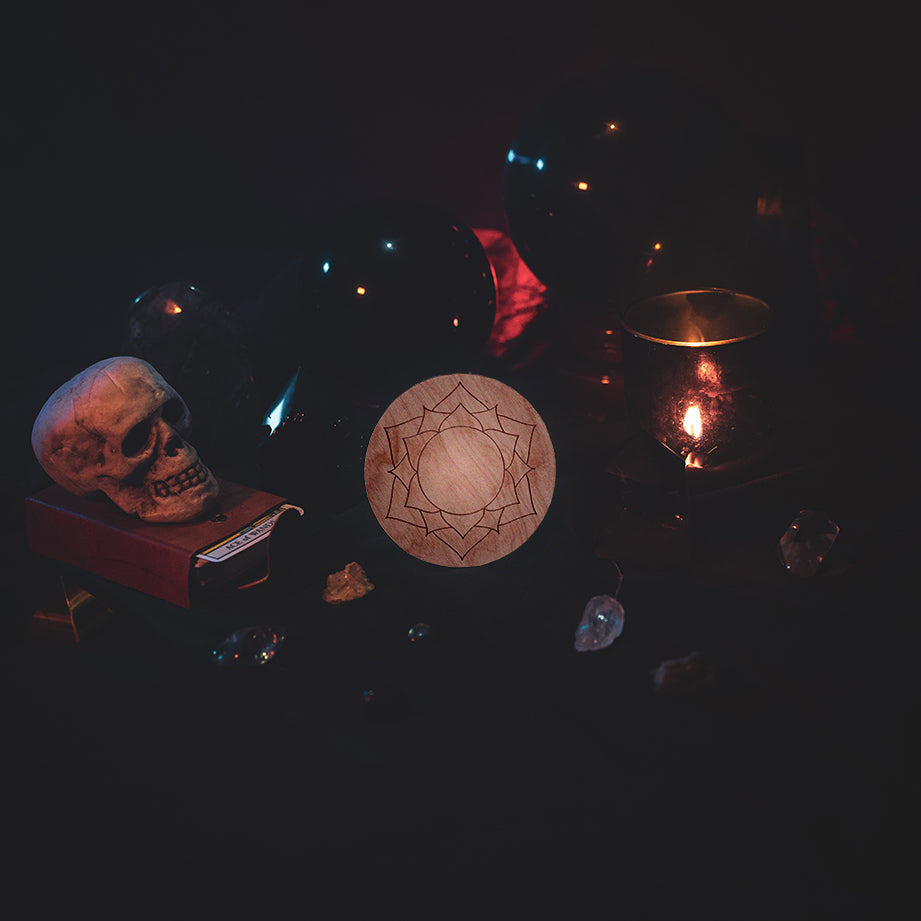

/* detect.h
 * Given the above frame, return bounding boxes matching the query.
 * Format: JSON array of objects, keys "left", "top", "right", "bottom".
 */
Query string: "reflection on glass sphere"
[
  {"left": 503, "top": 65, "right": 744, "bottom": 307},
  {"left": 124, "top": 280, "right": 262, "bottom": 464},
  {"left": 297, "top": 197, "right": 497, "bottom": 407},
  {"left": 258, "top": 367, "right": 368, "bottom": 513}
]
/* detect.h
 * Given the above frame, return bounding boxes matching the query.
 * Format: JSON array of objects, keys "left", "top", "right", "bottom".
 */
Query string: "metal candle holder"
[{"left": 621, "top": 289, "right": 773, "bottom": 479}]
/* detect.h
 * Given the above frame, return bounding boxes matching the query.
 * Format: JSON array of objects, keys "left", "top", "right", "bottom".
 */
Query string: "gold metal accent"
[{"left": 30, "top": 573, "right": 113, "bottom": 643}]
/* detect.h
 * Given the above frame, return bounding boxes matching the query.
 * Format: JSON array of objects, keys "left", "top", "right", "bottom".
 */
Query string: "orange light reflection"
[{"left": 696, "top": 359, "right": 719, "bottom": 386}]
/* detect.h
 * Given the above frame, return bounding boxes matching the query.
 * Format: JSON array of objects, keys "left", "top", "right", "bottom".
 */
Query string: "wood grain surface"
[{"left": 364, "top": 375, "right": 555, "bottom": 566}]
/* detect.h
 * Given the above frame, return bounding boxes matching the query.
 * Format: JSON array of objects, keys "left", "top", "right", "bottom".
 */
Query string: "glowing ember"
[
  {"left": 683, "top": 405, "right": 702, "bottom": 439},
  {"left": 163, "top": 301, "right": 182, "bottom": 315}
]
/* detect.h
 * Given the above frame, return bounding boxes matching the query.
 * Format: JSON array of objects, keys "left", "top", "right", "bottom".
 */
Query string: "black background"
[{"left": 2, "top": 3, "right": 917, "bottom": 918}]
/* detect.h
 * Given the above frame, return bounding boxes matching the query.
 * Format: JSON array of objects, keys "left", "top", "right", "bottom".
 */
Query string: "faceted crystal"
[
  {"left": 407, "top": 623, "right": 433, "bottom": 643},
  {"left": 212, "top": 626, "right": 285, "bottom": 666},
  {"left": 778, "top": 509, "right": 840, "bottom": 578},
  {"left": 574, "top": 595, "right": 625, "bottom": 652}
]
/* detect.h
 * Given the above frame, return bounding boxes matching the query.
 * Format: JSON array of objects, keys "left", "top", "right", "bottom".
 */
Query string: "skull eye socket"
[
  {"left": 162, "top": 397, "right": 185, "bottom": 425},
  {"left": 121, "top": 420, "right": 152, "bottom": 457}
]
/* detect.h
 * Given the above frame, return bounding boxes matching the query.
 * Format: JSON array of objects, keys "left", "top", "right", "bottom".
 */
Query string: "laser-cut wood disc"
[{"left": 365, "top": 374, "right": 556, "bottom": 567}]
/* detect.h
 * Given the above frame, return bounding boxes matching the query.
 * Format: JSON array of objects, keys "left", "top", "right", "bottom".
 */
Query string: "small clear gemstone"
[
  {"left": 212, "top": 626, "right": 285, "bottom": 666},
  {"left": 407, "top": 623, "right": 433, "bottom": 643},
  {"left": 778, "top": 509, "right": 840, "bottom": 577},
  {"left": 574, "top": 595, "right": 625, "bottom": 652}
]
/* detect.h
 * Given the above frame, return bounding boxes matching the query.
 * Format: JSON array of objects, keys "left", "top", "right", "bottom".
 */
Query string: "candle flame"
[
  {"left": 163, "top": 300, "right": 182, "bottom": 315},
  {"left": 683, "top": 405, "right": 703, "bottom": 439}
]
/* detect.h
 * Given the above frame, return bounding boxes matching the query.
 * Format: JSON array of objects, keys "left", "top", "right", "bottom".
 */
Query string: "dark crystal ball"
[
  {"left": 296, "top": 197, "right": 497, "bottom": 407},
  {"left": 502, "top": 65, "right": 745, "bottom": 306}
]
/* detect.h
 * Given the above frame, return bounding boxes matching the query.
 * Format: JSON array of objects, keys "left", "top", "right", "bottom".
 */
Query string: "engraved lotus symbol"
[{"left": 383, "top": 381, "right": 538, "bottom": 560}]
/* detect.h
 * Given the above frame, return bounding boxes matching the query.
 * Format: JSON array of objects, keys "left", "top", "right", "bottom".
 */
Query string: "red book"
[{"left": 24, "top": 479, "right": 303, "bottom": 608}]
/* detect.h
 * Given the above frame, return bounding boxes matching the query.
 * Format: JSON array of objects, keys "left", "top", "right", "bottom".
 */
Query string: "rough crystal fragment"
[
  {"left": 322, "top": 561, "right": 374, "bottom": 603},
  {"left": 212, "top": 626, "right": 285, "bottom": 666},
  {"left": 778, "top": 509, "right": 839, "bottom": 577},
  {"left": 574, "top": 594, "right": 624, "bottom": 652},
  {"left": 652, "top": 652, "right": 712, "bottom": 692}
]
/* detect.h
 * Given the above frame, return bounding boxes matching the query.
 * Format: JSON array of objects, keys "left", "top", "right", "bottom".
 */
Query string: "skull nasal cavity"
[{"left": 164, "top": 431, "right": 183, "bottom": 457}]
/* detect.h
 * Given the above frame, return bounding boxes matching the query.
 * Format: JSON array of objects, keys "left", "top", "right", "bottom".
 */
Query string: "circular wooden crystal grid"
[{"left": 365, "top": 374, "right": 556, "bottom": 567}]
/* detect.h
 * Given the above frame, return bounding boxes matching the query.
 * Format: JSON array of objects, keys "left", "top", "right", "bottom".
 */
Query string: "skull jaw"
[{"left": 106, "top": 469, "right": 221, "bottom": 523}]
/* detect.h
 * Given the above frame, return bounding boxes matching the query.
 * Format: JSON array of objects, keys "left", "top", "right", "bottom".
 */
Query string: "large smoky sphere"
[
  {"left": 31, "top": 357, "right": 220, "bottom": 522},
  {"left": 294, "top": 197, "right": 498, "bottom": 408},
  {"left": 502, "top": 65, "right": 744, "bottom": 308}
]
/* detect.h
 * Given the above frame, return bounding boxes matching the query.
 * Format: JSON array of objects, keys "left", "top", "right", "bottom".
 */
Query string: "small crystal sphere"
[
  {"left": 125, "top": 281, "right": 262, "bottom": 463},
  {"left": 407, "top": 623, "right": 433, "bottom": 644},
  {"left": 212, "top": 626, "right": 285, "bottom": 667}
]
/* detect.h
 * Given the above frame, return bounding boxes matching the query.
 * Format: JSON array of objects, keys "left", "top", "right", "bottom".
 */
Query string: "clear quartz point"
[
  {"left": 212, "top": 626, "right": 285, "bottom": 666},
  {"left": 574, "top": 594, "right": 625, "bottom": 652},
  {"left": 778, "top": 509, "right": 840, "bottom": 577}
]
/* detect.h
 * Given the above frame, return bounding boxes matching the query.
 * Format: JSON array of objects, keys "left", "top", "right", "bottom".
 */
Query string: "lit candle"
[
  {"left": 621, "top": 289, "right": 772, "bottom": 474},
  {"left": 683, "top": 405, "right": 702, "bottom": 440}
]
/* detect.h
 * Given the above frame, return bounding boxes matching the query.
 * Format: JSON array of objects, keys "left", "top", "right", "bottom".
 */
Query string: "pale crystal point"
[
  {"left": 574, "top": 594, "right": 624, "bottom": 652},
  {"left": 778, "top": 509, "right": 840, "bottom": 578}
]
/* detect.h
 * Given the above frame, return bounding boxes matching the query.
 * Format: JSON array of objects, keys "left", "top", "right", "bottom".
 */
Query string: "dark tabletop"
[{"left": 2, "top": 4, "right": 918, "bottom": 919}]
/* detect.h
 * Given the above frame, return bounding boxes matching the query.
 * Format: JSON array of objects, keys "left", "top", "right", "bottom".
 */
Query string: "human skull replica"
[{"left": 31, "top": 357, "right": 220, "bottom": 523}]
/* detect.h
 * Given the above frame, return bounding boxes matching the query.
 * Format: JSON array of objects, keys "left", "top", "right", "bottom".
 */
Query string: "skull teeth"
[{"left": 153, "top": 462, "right": 209, "bottom": 498}]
